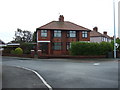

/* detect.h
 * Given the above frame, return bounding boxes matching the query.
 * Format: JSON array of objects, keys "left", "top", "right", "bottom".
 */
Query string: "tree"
[
  {"left": 32, "top": 31, "right": 37, "bottom": 42},
  {"left": 14, "top": 28, "right": 33, "bottom": 43}
]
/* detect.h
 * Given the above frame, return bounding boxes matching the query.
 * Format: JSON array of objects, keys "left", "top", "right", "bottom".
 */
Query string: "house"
[
  {"left": 0, "top": 39, "right": 6, "bottom": 51},
  {"left": 36, "top": 15, "right": 91, "bottom": 55},
  {"left": 90, "top": 27, "right": 112, "bottom": 43}
]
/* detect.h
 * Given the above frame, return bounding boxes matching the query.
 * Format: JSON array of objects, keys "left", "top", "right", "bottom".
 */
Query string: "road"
[{"left": 2, "top": 56, "right": 119, "bottom": 89}]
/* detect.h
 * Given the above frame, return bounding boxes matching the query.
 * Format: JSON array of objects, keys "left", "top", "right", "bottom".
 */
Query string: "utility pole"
[{"left": 113, "top": 0, "right": 116, "bottom": 59}]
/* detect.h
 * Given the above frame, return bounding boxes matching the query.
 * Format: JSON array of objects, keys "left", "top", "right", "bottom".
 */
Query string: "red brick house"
[{"left": 36, "top": 15, "right": 91, "bottom": 55}]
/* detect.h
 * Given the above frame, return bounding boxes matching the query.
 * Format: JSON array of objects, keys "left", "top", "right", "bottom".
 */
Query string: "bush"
[
  {"left": 14, "top": 47, "right": 23, "bottom": 55},
  {"left": 2, "top": 46, "right": 16, "bottom": 54},
  {"left": 20, "top": 43, "right": 34, "bottom": 54},
  {"left": 10, "top": 50, "right": 16, "bottom": 54},
  {"left": 70, "top": 42, "right": 113, "bottom": 56}
]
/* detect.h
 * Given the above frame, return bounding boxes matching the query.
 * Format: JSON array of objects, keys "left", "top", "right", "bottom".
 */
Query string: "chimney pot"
[
  {"left": 103, "top": 31, "right": 107, "bottom": 35},
  {"left": 93, "top": 27, "right": 98, "bottom": 32},
  {"left": 59, "top": 15, "right": 64, "bottom": 22}
]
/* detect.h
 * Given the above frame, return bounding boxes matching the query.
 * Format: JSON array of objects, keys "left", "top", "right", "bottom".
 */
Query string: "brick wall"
[{"left": 37, "top": 30, "right": 90, "bottom": 55}]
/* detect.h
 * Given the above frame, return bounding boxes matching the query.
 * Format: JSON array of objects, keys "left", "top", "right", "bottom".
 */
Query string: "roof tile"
[{"left": 38, "top": 21, "right": 91, "bottom": 31}]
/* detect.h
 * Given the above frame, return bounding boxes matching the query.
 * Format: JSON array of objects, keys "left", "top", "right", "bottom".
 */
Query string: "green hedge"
[
  {"left": 10, "top": 47, "right": 23, "bottom": 55},
  {"left": 70, "top": 42, "right": 113, "bottom": 55},
  {"left": 20, "top": 43, "right": 35, "bottom": 54}
]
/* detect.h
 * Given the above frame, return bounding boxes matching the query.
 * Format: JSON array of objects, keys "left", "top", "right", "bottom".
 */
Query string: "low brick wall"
[
  {"left": 2, "top": 53, "right": 33, "bottom": 58},
  {"left": 38, "top": 55, "right": 106, "bottom": 59}
]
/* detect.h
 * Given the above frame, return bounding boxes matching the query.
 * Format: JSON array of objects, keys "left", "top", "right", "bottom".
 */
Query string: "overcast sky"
[{"left": 0, "top": 0, "right": 119, "bottom": 43}]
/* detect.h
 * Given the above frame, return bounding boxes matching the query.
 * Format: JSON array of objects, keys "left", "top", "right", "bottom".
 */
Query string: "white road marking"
[
  {"left": 93, "top": 63, "right": 100, "bottom": 66},
  {"left": 13, "top": 66, "right": 52, "bottom": 90}
]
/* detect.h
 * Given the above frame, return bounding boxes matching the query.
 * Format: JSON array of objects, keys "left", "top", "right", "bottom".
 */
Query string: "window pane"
[
  {"left": 66, "top": 42, "right": 71, "bottom": 50},
  {"left": 69, "top": 31, "right": 76, "bottom": 37},
  {"left": 54, "top": 30, "right": 61, "bottom": 37},
  {"left": 53, "top": 42, "right": 61, "bottom": 50},
  {"left": 82, "top": 31, "right": 88, "bottom": 38},
  {"left": 85, "top": 33, "right": 87, "bottom": 38},
  {"left": 41, "top": 30, "right": 47, "bottom": 37}
]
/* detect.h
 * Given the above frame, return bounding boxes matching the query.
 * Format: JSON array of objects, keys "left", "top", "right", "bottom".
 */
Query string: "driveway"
[{"left": 2, "top": 57, "right": 119, "bottom": 89}]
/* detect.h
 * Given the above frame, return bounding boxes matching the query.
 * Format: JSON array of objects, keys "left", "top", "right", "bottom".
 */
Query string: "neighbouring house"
[
  {"left": 36, "top": 15, "right": 91, "bottom": 55},
  {"left": 90, "top": 27, "right": 112, "bottom": 43},
  {"left": 2, "top": 41, "right": 20, "bottom": 54},
  {"left": 0, "top": 39, "right": 6, "bottom": 51}
]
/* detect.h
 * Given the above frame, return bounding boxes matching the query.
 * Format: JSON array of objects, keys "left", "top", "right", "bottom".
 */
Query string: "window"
[
  {"left": 54, "top": 30, "right": 61, "bottom": 37},
  {"left": 53, "top": 42, "right": 62, "bottom": 50},
  {"left": 102, "top": 37, "right": 108, "bottom": 42},
  {"left": 66, "top": 42, "right": 71, "bottom": 50},
  {"left": 41, "top": 30, "right": 47, "bottom": 37},
  {"left": 67, "top": 31, "right": 76, "bottom": 37},
  {"left": 102, "top": 37, "right": 104, "bottom": 41},
  {"left": 82, "top": 31, "right": 88, "bottom": 38}
]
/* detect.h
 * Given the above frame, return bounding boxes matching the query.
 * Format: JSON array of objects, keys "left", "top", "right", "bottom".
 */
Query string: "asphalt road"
[
  {"left": 2, "top": 57, "right": 119, "bottom": 89},
  {"left": 2, "top": 65, "right": 47, "bottom": 89}
]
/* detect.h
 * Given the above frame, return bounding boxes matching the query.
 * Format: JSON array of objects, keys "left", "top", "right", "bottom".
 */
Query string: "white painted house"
[{"left": 90, "top": 27, "right": 112, "bottom": 43}]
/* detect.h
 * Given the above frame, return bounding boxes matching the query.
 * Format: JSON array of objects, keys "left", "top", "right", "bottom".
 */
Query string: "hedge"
[
  {"left": 20, "top": 43, "right": 35, "bottom": 54},
  {"left": 10, "top": 47, "right": 23, "bottom": 55},
  {"left": 70, "top": 42, "right": 113, "bottom": 55}
]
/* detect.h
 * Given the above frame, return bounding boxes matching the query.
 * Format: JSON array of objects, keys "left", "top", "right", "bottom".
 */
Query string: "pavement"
[
  {"left": 2, "top": 56, "right": 119, "bottom": 89},
  {"left": 2, "top": 65, "right": 47, "bottom": 89}
]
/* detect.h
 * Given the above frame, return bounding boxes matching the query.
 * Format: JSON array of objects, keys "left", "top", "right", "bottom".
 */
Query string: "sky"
[{"left": 0, "top": 0, "right": 119, "bottom": 43}]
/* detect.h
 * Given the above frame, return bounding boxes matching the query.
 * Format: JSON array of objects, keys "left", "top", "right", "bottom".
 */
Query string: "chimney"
[
  {"left": 59, "top": 15, "right": 64, "bottom": 22},
  {"left": 103, "top": 31, "right": 107, "bottom": 35},
  {"left": 93, "top": 27, "right": 98, "bottom": 32}
]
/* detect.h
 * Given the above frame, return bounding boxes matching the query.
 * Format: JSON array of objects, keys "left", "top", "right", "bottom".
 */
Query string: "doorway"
[{"left": 40, "top": 43, "right": 48, "bottom": 54}]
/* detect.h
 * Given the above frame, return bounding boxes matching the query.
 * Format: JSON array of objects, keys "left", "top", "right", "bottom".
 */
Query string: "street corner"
[{"left": 2, "top": 65, "right": 48, "bottom": 89}]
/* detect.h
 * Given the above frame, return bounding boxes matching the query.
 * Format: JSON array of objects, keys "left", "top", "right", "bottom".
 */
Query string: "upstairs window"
[
  {"left": 54, "top": 30, "right": 61, "bottom": 37},
  {"left": 41, "top": 30, "right": 47, "bottom": 37},
  {"left": 53, "top": 42, "right": 62, "bottom": 50},
  {"left": 82, "top": 31, "right": 88, "bottom": 38},
  {"left": 67, "top": 31, "right": 76, "bottom": 37}
]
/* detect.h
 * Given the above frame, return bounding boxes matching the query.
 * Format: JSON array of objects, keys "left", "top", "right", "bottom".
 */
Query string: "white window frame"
[
  {"left": 41, "top": 30, "right": 47, "bottom": 37},
  {"left": 82, "top": 31, "right": 88, "bottom": 38},
  {"left": 54, "top": 30, "right": 61, "bottom": 37}
]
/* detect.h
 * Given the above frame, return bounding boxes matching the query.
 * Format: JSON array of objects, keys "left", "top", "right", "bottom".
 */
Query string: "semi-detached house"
[
  {"left": 36, "top": 15, "right": 91, "bottom": 55},
  {"left": 90, "top": 27, "right": 112, "bottom": 43}
]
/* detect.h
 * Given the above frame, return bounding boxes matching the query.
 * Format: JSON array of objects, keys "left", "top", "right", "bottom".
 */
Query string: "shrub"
[
  {"left": 20, "top": 43, "right": 34, "bottom": 54},
  {"left": 2, "top": 46, "right": 16, "bottom": 54},
  {"left": 14, "top": 47, "right": 23, "bottom": 55},
  {"left": 10, "top": 50, "right": 15, "bottom": 54},
  {"left": 70, "top": 42, "right": 113, "bottom": 56}
]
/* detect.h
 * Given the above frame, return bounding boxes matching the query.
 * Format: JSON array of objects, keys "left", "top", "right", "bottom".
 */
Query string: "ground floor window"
[
  {"left": 66, "top": 42, "right": 71, "bottom": 50},
  {"left": 53, "top": 42, "right": 62, "bottom": 50}
]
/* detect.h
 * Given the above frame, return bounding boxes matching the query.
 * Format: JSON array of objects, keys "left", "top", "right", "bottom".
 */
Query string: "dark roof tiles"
[
  {"left": 37, "top": 21, "right": 91, "bottom": 31},
  {"left": 90, "top": 31, "right": 111, "bottom": 39}
]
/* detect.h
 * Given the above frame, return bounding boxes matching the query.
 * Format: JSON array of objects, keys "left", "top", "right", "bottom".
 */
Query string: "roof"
[
  {"left": 0, "top": 39, "right": 5, "bottom": 44},
  {"left": 90, "top": 30, "right": 111, "bottom": 39},
  {"left": 37, "top": 21, "right": 91, "bottom": 31},
  {"left": 7, "top": 43, "right": 20, "bottom": 46}
]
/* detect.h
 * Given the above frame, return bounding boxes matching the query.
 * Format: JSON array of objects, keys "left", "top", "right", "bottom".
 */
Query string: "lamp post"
[{"left": 113, "top": 0, "right": 116, "bottom": 59}]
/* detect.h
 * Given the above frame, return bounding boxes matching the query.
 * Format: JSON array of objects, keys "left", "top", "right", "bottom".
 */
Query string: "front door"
[{"left": 40, "top": 43, "right": 48, "bottom": 54}]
